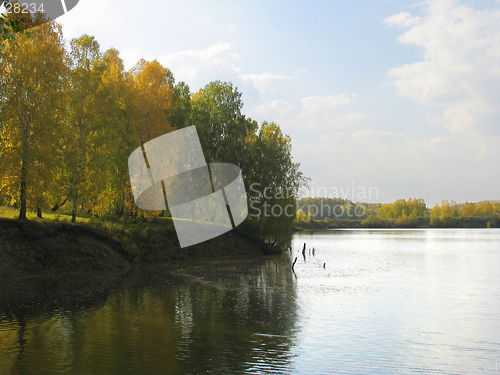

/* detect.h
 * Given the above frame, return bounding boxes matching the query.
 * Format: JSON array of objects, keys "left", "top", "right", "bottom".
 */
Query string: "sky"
[{"left": 56, "top": 0, "right": 500, "bottom": 205}]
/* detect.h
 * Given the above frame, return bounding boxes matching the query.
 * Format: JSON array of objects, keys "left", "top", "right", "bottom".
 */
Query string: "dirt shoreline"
[{"left": 0, "top": 218, "right": 277, "bottom": 280}]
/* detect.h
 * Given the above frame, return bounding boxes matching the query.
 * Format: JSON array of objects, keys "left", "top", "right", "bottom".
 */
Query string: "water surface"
[{"left": 1, "top": 229, "right": 499, "bottom": 374}]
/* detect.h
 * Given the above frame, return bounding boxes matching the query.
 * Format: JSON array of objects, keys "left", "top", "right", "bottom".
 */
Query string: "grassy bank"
[{"left": 0, "top": 207, "right": 276, "bottom": 280}]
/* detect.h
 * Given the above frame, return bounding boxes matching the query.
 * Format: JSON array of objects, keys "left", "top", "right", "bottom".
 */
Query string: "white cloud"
[
  {"left": 443, "top": 106, "right": 474, "bottom": 132},
  {"left": 384, "top": 12, "right": 420, "bottom": 27},
  {"left": 250, "top": 93, "right": 364, "bottom": 131},
  {"left": 294, "top": 95, "right": 364, "bottom": 130},
  {"left": 301, "top": 95, "right": 351, "bottom": 113},
  {"left": 343, "top": 112, "right": 367, "bottom": 123},
  {"left": 162, "top": 42, "right": 239, "bottom": 62},
  {"left": 254, "top": 100, "right": 296, "bottom": 115},
  {"left": 351, "top": 129, "right": 402, "bottom": 143},
  {"left": 240, "top": 71, "right": 359, "bottom": 132},
  {"left": 158, "top": 42, "right": 241, "bottom": 79},
  {"left": 426, "top": 136, "right": 452, "bottom": 155},
  {"left": 238, "top": 73, "right": 293, "bottom": 94},
  {"left": 294, "top": 68, "right": 310, "bottom": 75},
  {"left": 385, "top": 0, "right": 500, "bottom": 135},
  {"left": 122, "top": 42, "right": 241, "bottom": 88},
  {"left": 294, "top": 112, "right": 366, "bottom": 131}
]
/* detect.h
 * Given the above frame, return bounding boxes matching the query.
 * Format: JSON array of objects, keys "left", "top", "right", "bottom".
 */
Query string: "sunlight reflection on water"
[{"left": 291, "top": 229, "right": 500, "bottom": 374}]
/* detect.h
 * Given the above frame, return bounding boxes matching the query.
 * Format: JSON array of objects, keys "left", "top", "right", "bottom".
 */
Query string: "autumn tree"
[
  {"left": 296, "top": 209, "right": 306, "bottom": 221},
  {"left": 379, "top": 198, "right": 428, "bottom": 219},
  {"left": 124, "top": 59, "right": 177, "bottom": 218},
  {"left": 474, "top": 201, "right": 493, "bottom": 217},
  {"left": 97, "top": 48, "right": 136, "bottom": 216},
  {"left": 430, "top": 200, "right": 454, "bottom": 218},
  {"left": 460, "top": 201, "right": 475, "bottom": 217},
  {"left": 65, "top": 35, "right": 107, "bottom": 222},
  {"left": 0, "top": 17, "right": 67, "bottom": 219},
  {"left": 129, "top": 59, "right": 176, "bottom": 146},
  {"left": 83, "top": 48, "right": 135, "bottom": 217}
]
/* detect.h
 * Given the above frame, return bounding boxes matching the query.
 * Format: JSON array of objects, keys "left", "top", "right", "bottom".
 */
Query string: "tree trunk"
[
  {"left": 18, "top": 115, "right": 31, "bottom": 220},
  {"left": 51, "top": 198, "right": 68, "bottom": 212},
  {"left": 37, "top": 207, "right": 42, "bottom": 218},
  {"left": 19, "top": 158, "right": 28, "bottom": 220},
  {"left": 71, "top": 155, "right": 83, "bottom": 223},
  {"left": 71, "top": 113, "right": 85, "bottom": 224}
]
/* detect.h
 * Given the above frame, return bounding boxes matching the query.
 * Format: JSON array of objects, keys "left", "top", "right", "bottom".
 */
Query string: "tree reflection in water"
[{"left": 0, "top": 256, "right": 298, "bottom": 374}]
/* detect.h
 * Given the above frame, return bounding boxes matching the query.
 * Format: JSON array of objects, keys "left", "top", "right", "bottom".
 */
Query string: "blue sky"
[{"left": 57, "top": 0, "right": 500, "bottom": 205}]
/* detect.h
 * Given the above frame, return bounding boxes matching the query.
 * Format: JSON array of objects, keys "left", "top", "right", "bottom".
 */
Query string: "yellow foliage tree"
[
  {"left": 0, "top": 18, "right": 67, "bottom": 219},
  {"left": 65, "top": 34, "right": 107, "bottom": 222},
  {"left": 129, "top": 59, "right": 176, "bottom": 147}
]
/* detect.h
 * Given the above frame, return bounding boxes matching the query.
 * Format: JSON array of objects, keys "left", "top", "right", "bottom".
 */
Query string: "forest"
[
  {"left": 0, "top": 16, "right": 305, "bottom": 247},
  {"left": 296, "top": 197, "right": 500, "bottom": 228}
]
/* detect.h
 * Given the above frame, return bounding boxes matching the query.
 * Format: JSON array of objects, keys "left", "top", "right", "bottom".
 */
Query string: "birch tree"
[
  {"left": 65, "top": 34, "right": 104, "bottom": 222},
  {"left": 0, "top": 18, "right": 67, "bottom": 219}
]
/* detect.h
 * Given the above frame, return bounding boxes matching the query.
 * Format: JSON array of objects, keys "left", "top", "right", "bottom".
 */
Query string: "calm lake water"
[{"left": 1, "top": 229, "right": 500, "bottom": 374}]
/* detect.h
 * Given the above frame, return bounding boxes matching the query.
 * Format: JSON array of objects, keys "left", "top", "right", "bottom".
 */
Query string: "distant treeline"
[
  {"left": 296, "top": 197, "right": 378, "bottom": 220},
  {"left": 0, "top": 17, "right": 305, "bottom": 247},
  {"left": 296, "top": 197, "right": 500, "bottom": 228}
]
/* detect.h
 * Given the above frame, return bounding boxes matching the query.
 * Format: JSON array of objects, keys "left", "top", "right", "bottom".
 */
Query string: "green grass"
[
  {"left": 0, "top": 205, "right": 180, "bottom": 231},
  {"left": 0, "top": 205, "right": 92, "bottom": 223}
]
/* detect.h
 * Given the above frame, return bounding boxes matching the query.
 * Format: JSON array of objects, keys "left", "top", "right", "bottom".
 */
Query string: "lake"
[{"left": 1, "top": 229, "right": 499, "bottom": 374}]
